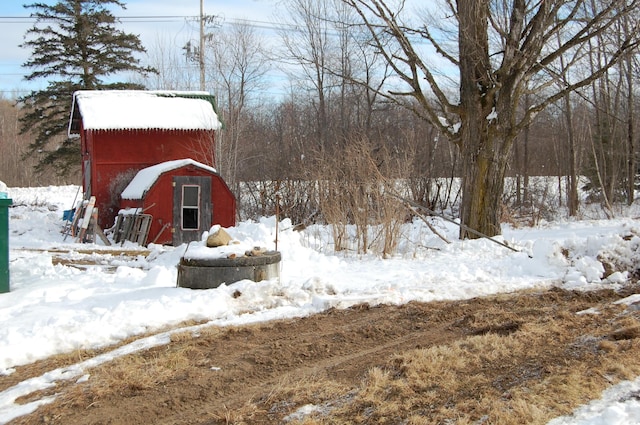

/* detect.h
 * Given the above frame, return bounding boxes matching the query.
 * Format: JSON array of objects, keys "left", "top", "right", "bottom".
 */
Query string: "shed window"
[{"left": 182, "top": 185, "right": 200, "bottom": 230}]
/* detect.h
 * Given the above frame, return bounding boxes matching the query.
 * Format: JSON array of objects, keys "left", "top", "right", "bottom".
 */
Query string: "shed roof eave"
[
  {"left": 68, "top": 91, "right": 80, "bottom": 137},
  {"left": 68, "top": 90, "right": 223, "bottom": 133},
  {"left": 120, "top": 158, "right": 219, "bottom": 200}
]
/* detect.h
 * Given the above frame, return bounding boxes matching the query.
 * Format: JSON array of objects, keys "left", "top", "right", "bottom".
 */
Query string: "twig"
[
  {"left": 404, "top": 203, "right": 451, "bottom": 244},
  {"left": 388, "top": 192, "right": 530, "bottom": 257}
]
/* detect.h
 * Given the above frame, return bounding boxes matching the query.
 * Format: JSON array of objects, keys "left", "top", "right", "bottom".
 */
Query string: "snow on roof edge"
[
  {"left": 121, "top": 159, "right": 218, "bottom": 200},
  {"left": 69, "top": 90, "right": 222, "bottom": 134}
]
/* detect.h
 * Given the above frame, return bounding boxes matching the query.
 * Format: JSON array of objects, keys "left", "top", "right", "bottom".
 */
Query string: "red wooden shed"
[
  {"left": 119, "top": 159, "right": 236, "bottom": 246},
  {"left": 67, "top": 90, "right": 231, "bottom": 233}
]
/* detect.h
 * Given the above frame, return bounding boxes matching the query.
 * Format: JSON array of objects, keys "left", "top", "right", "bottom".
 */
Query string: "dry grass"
[
  {"left": 54, "top": 344, "right": 197, "bottom": 410},
  {"left": 0, "top": 318, "right": 211, "bottom": 395},
  {"left": 9, "top": 287, "right": 640, "bottom": 425},
  {"left": 282, "top": 300, "right": 640, "bottom": 424}
]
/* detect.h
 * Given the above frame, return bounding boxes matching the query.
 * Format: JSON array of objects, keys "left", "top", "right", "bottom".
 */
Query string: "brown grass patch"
[
  {"left": 0, "top": 318, "right": 211, "bottom": 395},
  {"left": 8, "top": 286, "right": 640, "bottom": 425},
  {"left": 291, "top": 293, "right": 640, "bottom": 424}
]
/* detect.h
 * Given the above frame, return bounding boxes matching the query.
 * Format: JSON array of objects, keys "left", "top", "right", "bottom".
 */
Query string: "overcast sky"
[{"left": 0, "top": 0, "right": 279, "bottom": 97}]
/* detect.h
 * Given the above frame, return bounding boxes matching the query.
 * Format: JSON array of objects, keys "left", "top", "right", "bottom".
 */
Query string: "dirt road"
[{"left": 6, "top": 285, "right": 640, "bottom": 424}]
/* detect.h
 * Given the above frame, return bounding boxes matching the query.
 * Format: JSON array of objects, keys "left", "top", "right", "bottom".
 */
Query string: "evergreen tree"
[{"left": 19, "top": 0, "right": 156, "bottom": 176}]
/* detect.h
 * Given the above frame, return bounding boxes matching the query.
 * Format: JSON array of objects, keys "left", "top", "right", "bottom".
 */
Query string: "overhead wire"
[
  {"left": 0, "top": 15, "right": 294, "bottom": 30},
  {"left": 0, "top": 14, "right": 334, "bottom": 95}
]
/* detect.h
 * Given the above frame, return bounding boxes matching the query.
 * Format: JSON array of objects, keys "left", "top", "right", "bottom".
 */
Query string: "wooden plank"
[
  {"left": 112, "top": 214, "right": 124, "bottom": 244},
  {"left": 95, "top": 225, "right": 112, "bottom": 246},
  {"left": 137, "top": 215, "right": 152, "bottom": 245},
  {"left": 150, "top": 223, "right": 170, "bottom": 245},
  {"left": 129, "top": 215, "right": 152, "bottom": 245},
  {"left": 112, "top": 212, "right": 153, "bottom": 246},
  {"left": 129, "top": 216, "right": 143, "bottom": 244},
  {"left": 76, "top": 196, "right": 96, "bottom": 243},
  {"left": 87, "top": 206, "right": 100, "bottom": 243},
  {"left": 69, "top": 199, "right": 84, "bottom": 238},
  {"left": 120, "top": 214, "right": 135, "bottom": 246}
]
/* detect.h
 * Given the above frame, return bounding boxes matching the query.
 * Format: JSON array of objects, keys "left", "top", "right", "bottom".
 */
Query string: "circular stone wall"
[{"left": 177, "top": 251, "right": 281, "bottom": 289}]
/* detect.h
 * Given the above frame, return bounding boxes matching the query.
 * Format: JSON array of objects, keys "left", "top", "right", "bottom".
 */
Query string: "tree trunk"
[
  {"left": 625, "top": 51, "right": 635, "bottom": 205},
  {"left": 521, "top": 91, "right": 531, "bottom": 207},
  {"left": 457, "top": 0, "right": 505, "bottom": 239},
  {"left": 515, "top": 132, "right": 521, "bottom": 206},
  {"left": 459, "top": 132, "right": 508, "bottom": 239},
  {"left": 523, "top": 119, "right": 530, "bottom": 206},
  {"left": 563, "top": 92, "right": 579, "bottom": 216}
]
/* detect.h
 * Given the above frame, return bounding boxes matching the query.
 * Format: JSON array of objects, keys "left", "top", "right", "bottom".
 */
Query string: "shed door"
[{"left": 173, "top": 176, "right": 212, "bottom": 245}]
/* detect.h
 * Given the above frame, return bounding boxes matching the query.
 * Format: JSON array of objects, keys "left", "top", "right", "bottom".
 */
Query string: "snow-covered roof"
[
  {"left": 120, "top": 158, "right": 218, "bottom": 200},
  {"left": 68, "top": 90, "right": 222, "bottom": 136}
]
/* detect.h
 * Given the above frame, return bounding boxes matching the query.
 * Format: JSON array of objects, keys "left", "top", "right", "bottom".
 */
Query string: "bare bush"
[
  {"left": 314, "top": 137, "right": 407, "bottom": 257},
  {"left": 238, "top": 179, "right": 320, "bottom": 226},
  {"left": 503, "top": 177, "right": 560, "bottom": 226}
]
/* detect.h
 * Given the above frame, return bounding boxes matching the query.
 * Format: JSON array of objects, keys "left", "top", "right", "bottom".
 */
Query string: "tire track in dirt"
[{"left": 9, "top": 287, "right": 635, "bottom": 425}]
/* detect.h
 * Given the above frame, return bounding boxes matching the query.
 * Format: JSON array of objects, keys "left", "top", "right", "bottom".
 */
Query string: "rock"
[
  {"left": 246, "top": 246, "right": 267, "bottom": 256},
  {"left": 206, "top": 227, "right": 232, "bottom": 247}
]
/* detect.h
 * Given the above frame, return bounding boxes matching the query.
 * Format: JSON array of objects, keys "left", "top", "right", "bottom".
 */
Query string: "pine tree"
[{"left": 19, "top": 0, "right": 156, "bottom": 176}]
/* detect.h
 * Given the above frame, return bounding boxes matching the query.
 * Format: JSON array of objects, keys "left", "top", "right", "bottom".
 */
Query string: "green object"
[{"left": 0, "top": 197, "right": 12, "bottom": 293}]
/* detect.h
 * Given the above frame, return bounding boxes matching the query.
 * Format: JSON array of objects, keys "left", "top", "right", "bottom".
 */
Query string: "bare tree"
[
  {"left": 619, "top": 11, "right": 638, "bottom": 205},
  {"left": 581, "top": 0, "right": 639, "bottom": 210},
  {"left": 554, "top": 25, "right": 585, "bottom": 217},
  {"left": 207, "top": 21, "right": 271, "bottom": 189},
  {"left": 0, "top": 97, "right": 76, "bottom": 186},
  {"left": 340, "top": 0, "right": 640, "bottom": 238},
  {"left": 142, "top": 34, "right": 200, "bottom": 91},
  {"left": 279, "top": 0, "right": 338, "bottom": 150},
  {"left": 0, "top": 99, "right": 36, "bottom": 186}
]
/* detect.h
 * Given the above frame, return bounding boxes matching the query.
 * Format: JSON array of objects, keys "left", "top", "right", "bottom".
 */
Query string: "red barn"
[
  {"left": 119, "top": 159, "right": 236, "bottom": 246},
  {"left": 67, "top": 90, "right": 236, "bottom": 244}
]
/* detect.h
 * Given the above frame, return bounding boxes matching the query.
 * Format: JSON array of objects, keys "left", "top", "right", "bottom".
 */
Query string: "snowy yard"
[{"left": 2, "top": 185, "right": 640, "bottom": 424}]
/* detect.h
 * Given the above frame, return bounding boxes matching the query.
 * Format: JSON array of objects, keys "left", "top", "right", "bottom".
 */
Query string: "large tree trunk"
[
  {"left": 457, "top": 0, "right": 506, "bottom": 239},
  {"left": 459, "top": 135, "right": 509, "bottom": 239}
]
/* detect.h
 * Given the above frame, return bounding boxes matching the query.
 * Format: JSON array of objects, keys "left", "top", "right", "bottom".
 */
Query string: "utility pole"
[{"left": 199, "top": 0, "right": 205, "bottom": 91}]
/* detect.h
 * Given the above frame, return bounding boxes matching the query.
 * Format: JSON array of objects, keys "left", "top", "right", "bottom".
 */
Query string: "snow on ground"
[{"left": 2, "top": 185, "right": 640, "bottom": 424}]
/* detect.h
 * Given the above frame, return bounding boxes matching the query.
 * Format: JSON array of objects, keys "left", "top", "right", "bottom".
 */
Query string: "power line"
[
  {"left": 0, "top": 13, "right": 306, "bottom": 96},
  {"left": 0, "top": 16, "right": 197, "bottom": 24},
  {"left": 0, "top": 15, "right": 297, "bottom": 31},
  {"left": 0, "top": 15, "right": 232, "bottom": 24},
  {"left": 0, "top": 15, "right": 196, "bottom": 19}
]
